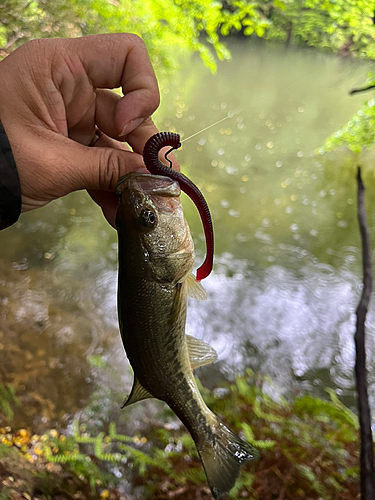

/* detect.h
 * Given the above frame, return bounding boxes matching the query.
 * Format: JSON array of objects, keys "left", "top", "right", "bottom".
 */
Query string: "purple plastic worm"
[{"left": 143, "top": 132, "right": 214, "bottom": 282}]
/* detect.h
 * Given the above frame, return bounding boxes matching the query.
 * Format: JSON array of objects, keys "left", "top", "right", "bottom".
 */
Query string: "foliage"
[
  {"left": 320, "top": 72, "right": 375, "bottom": 154},
  {"left": 263, "top": 0, "right": 375, "bottom": 58},
  {"left": 43, "top": 422, "right": 121, "bottom": 492},
  {"left": 0, "top": 0, "right": 269, "bottom": 74},
  {"left": 0, "top": 384, "right": 19, "bottom": 422},
  {"left": 2, "top": 0, "right": 375, "bottom": 78},
  {"left": 0, "top": 371, "right": 360, "bottom": 499},
  {"left": 43, "top": 420, "right": 184, "bottom": 493},
  {"left": 321, "top": 99, "right": 375, "bottom": 154},
  {"left": 0, "top": 427, "right": 111, "bottom": 499},
  {"left": 209, "top": 371, "right": 360, "bottom": 499},
  {"left": 0, "top": 372, "right": 362, "bottom": 498},
  {"left": 0, "top": 0, "right": 86, "bottom": 54}
]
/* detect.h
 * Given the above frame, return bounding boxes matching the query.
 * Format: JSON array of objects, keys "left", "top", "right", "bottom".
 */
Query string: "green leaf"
[
  {"left": 244, "top": 26, "right": 254, "bottom": 35},
  {"left": 296, "top": 464, "right": 329, "bottom": 497},
  {"left": 255, "top": 25, "right": 265, "bottom": 37}
]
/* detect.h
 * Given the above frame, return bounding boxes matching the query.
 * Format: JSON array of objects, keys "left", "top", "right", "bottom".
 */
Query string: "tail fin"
[{"left": 196, "top": 420, "right": 259, "bottom": 499}]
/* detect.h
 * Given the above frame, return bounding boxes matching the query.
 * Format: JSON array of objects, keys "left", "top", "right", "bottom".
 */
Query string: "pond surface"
[{"left": 1, "top": 41, "right": 375, "bottom": 433}]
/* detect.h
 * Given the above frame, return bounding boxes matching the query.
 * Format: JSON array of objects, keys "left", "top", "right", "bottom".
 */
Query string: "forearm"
[{"left": 0, "top": 120, "right": 21, "bottom": 230}]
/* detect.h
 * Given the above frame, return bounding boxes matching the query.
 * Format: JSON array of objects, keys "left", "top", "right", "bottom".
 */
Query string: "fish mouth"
[
  {"left": 116, "top": 173, "right": 183, "bottom": 217},
  {"left": 116, "top": 173, "right": 181, "bottom": 198}
]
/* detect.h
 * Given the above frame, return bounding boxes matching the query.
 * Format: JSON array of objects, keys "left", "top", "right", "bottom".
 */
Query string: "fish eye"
[{"left": 140, "top": 208, "right": 157, "bottom": 228}]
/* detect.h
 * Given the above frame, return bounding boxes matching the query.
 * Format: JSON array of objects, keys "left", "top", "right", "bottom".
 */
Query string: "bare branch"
[
  {"left": 355, "top": 166, "right": 375, "bottom": 499},
  {"left": 350, "top": 84, "right": 375, "bottom": 95}
]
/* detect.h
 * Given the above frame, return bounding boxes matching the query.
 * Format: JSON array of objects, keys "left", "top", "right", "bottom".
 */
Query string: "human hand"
[{"left": 0, "top": 34, "right": 178, "bottom": 226}]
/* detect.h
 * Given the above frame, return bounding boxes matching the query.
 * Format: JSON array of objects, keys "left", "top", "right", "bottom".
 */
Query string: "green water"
[{"left": 1, "top": 41, "right": 375, "bottom": 431}]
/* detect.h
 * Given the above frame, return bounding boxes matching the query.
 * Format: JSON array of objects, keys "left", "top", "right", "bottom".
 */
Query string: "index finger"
[{"left": 67, "top": 33, "right": 160, "bottom": 136}]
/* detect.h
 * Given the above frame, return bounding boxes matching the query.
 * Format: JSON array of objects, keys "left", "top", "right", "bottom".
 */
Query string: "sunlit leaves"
[
  {"left": 2, "top": 0, "right": 375, "bottom": 80},
  {"left": 0, "top": 0, "right": 87, "bottom": 57},
  {"left": 264, "top": 0, "right": 375, "bottom": 58},
  {"left": 0, "top": 0, "right": 281, "bottom": 74},
  {"left": 220, "top": 0, "right": 270, "bottom": 38},
  {"left": 322, "top": 98, "right": 375, "bottom": 153}
]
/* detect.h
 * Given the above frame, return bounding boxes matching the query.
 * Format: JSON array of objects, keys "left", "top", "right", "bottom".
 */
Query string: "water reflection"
[
  {"left": 188, "top": 256, "right": 360, "bottom": 402},
  {"left": 1, "top": 41, "right": 375, "bottom": 430}
]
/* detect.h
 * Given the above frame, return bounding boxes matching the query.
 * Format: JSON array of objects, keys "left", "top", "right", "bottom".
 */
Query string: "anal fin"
[{"left": 122, "top": 377, "right": 153, "bottom": 408}]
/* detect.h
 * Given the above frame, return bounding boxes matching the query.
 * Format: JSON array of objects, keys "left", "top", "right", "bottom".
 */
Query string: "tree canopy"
[{"left": 1, "top": 0, "right": 375, "bottom": 69}]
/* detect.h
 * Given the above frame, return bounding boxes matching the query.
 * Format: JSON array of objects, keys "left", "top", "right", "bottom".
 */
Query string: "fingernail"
[{"left": 119, "top": 117, "right": 144, "bottom": 138}]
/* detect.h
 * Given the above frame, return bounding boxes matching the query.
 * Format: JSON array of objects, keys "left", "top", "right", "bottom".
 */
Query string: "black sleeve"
[{"left": 0, "top": 120, "right": 21, "bottom": 230}]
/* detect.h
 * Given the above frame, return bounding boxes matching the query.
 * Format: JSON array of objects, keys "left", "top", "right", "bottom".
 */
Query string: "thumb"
[
  {"left": 63, "top": 135, "right": 148, "bottom": 228},
  {"left": 67, "top": 142, "right": 147, "bottom": 192},
  {"left": 3, "top": 123, "right": 148, "bottom": 214}
]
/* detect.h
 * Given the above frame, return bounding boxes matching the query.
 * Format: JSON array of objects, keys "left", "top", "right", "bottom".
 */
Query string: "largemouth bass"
[{"left": 115, "top": 173, "right": 258, "bottom": 499}]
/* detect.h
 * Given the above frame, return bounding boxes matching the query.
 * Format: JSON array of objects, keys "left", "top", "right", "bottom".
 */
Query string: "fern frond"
[
  {"left": 176, "top": 467, "right": 206, "bottom": 485},
  {"left": 108, "top": 422, "right": 133, "bottom": 442}
]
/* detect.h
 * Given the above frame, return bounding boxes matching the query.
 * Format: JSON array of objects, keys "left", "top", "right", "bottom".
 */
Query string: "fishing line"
[
  {"left": 163, "top": 109, "right": 247, "bottom": 164},
  {"left": 181, "top": 111, "right": 240, "bottom": 144}
]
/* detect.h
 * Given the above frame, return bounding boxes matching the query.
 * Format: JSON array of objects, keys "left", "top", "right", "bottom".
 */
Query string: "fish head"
[{"left": 116, "top": 173, "right": 194, "bottom": 283}]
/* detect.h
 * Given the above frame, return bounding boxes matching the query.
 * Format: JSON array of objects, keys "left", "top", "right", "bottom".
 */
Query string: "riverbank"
[{"left": 0, "top": 372, "right": 360, "bottom": 500}]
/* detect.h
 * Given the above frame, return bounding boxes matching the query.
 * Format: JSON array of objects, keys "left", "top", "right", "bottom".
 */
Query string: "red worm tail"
[{"left": 143, "top": 132, "right": 214, "bottom": 281}]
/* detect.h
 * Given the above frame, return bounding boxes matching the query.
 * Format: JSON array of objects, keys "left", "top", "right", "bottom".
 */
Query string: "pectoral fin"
[
  {"left": 122, "top": 377, "right": 153, "bottom": 408},
  {"left": 186, "top": 335, "right": 218, "bottom": 369},
  {"left": 186, "top": 273, "right": 207, "bottom": 300}
]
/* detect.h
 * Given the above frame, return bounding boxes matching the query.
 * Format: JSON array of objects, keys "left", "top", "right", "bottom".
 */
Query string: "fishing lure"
[{"left": 143, "top": 132, "right": 214, "bottom": 282}]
